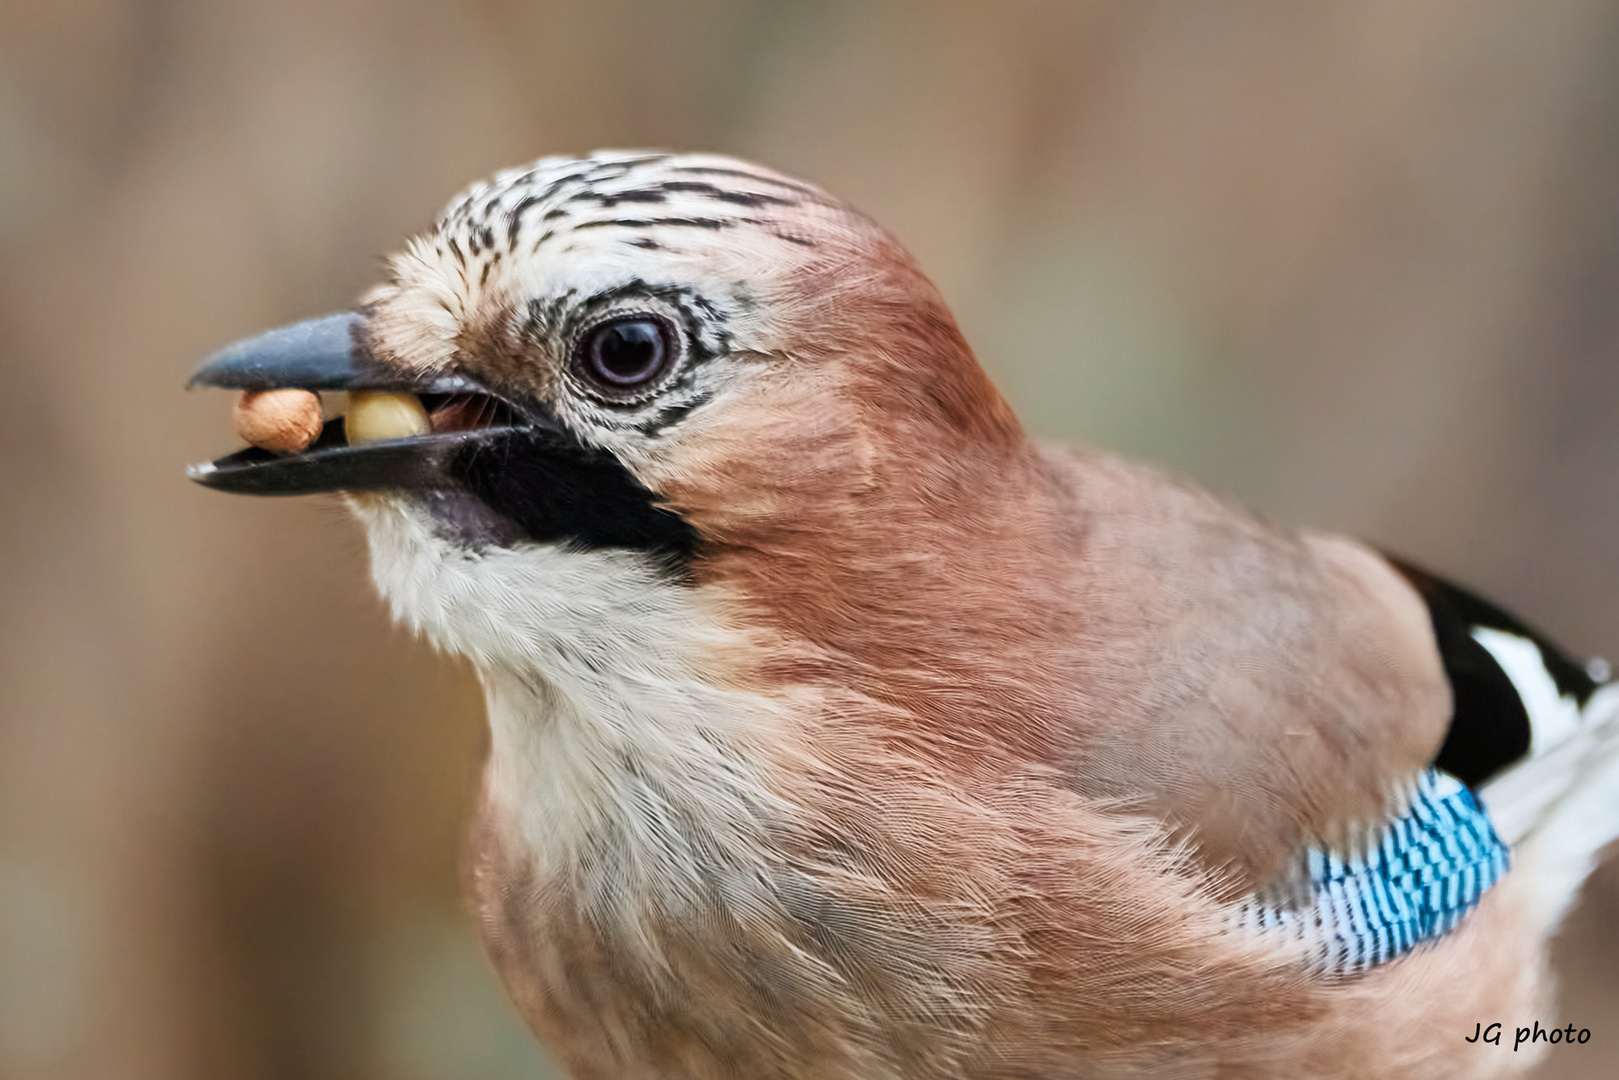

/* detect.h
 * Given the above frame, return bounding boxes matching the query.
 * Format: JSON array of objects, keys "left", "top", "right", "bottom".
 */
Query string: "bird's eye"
[{"left": 573, "top": 316, "right": 675, "bottom": 398}]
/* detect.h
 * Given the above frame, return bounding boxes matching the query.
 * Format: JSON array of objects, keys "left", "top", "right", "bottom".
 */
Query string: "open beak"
[
  {"left": 188, "top": 312, "right": 698, "bottom": 560},
  {"left": 186, "top": 312, "right": 550, "bottom": 496}
]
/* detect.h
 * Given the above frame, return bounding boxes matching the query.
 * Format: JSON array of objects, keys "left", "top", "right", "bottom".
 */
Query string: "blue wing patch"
[{"left": 1240, "top": 770, "right": 1509, "bottom": 974}]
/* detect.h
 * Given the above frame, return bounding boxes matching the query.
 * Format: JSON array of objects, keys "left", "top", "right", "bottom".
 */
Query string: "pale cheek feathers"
[{"left": 346, "top": 493, "right": 695, "bottom": 665}]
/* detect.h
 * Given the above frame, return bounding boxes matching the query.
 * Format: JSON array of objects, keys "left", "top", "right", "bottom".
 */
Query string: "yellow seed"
[
  {"left": 345, "top": 391, "right": 429, "bottom": 445},
  {"left": 234, "top": 389, "right": 324, "bottom": 453}
]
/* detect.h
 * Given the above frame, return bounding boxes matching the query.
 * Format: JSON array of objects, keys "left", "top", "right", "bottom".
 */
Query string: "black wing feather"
[{"left": 1387, "top": 557, "right": 1599, "bottom": 788}]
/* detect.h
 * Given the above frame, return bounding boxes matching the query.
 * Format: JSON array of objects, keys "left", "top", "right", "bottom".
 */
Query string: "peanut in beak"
[
  {"left": 233, "top": 389, "right": 324, "bottom": 452},
  {"left": 344, "top": 391, "right": 430, "bottom": 445},
  {"left": 232, "top": 388, "right": 433, "bottom": 453}
]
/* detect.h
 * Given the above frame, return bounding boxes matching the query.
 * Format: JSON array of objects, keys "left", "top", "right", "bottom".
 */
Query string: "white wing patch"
[
  {"left": 1464, "top": 625, "right": 1619, "bottom": 936},
  {"left": 1470, "top": 626, "right": 1584, "bottom": 755}
]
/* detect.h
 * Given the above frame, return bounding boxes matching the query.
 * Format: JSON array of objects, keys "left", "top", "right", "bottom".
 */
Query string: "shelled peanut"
[
  {"left": 233, "top": 389, "right": 324, "bottom": 452},
  {"left": 345, "top": 391, "right": 429, "bottom": 444}
]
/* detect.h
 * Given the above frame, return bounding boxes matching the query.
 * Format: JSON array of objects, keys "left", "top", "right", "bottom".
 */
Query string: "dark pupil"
[{"left": 590, "top": 320, "right": 665, "bottom": 386}]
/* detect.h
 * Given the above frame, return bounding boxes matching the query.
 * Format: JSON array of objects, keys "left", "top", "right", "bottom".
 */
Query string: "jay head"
[{"left": 190, "top": 152, "right": 1619, "bottom": 1080}]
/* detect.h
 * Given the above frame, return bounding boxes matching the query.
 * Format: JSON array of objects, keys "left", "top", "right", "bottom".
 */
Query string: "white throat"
[{"left": 348, "top": 494, "right": 787, "bottom": 913}]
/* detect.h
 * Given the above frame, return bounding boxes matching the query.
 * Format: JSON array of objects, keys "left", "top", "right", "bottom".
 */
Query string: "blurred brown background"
[{"left": 4, "top": 1, "right": 1619, "bottom": 1077}]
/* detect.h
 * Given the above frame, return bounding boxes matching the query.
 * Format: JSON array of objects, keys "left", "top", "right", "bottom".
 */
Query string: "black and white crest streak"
[{"left": 437, "top": 151, "right": 835, "bottom": 261}]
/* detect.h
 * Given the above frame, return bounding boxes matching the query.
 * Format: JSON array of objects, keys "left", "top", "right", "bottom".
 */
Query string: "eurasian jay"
[{"left": 188, "top": 151, "right": 1619, "bottom": 1079}]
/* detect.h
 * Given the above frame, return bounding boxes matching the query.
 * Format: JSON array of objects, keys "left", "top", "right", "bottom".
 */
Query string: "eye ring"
[{"left": 572, "top": 314, "right": 678, "bottom": 399}]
